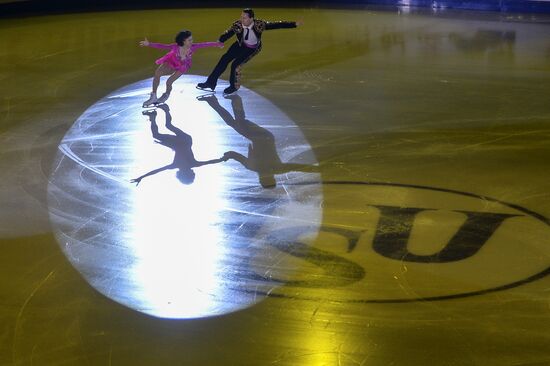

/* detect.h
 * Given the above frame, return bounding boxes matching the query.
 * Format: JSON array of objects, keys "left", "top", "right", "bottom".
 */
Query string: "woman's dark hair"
[
  {"left": 242, "top": 8, "right": 254, "bottom": 19},
  {"left": 175, "top": 30, "right": 192, "bottom": 46}
]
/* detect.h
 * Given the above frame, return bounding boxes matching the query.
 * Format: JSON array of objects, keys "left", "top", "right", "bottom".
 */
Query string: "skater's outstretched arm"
[
  {"left": 192, "top": 42, "right": 224, "bottom": 50},
  {"left": 218, "top": 21, "right": 239, "bottom": 42},
  {"left": 130, "top": 164, "right": 174, "bottom": 185},
  {"left": 139, "top": 37, "right": 173, "bottom": 49},
  {"left": 264, "top": 20, "right": 299, "bottom": 30}
]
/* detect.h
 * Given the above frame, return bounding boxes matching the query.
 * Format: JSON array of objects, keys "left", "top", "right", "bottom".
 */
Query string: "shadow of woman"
[
  {"left": 131, "top": 103, "right": 228, "bottom": 185},
  {"left": 197, "top": 94, "right": 318, "bottom": 188}
]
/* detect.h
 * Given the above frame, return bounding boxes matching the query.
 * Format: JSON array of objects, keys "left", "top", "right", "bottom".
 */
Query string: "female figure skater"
[{"left": 140, "top": 30, "right": 223, "bottom": 107}]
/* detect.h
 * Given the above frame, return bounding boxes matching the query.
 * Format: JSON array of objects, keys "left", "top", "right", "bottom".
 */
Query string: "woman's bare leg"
[
  {"left": 157, "top": 71, "right": 184, "bottom": 103},
  {"left": 144, "top": 64, "right": 175, "bottom": 107},
  {"left": 164, "top": 71, "right": 184, "bottom": 95},
  {"left": 152, "top": 64, "right": 174, "bottom": 94}
]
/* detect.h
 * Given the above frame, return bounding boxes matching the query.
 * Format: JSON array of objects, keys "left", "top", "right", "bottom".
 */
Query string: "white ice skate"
[
  {"left": 142, "top": 93, "right": 158, "bottom": 108},
  {"left": 155, "top": 92, "right": 170, "bottom": 105}
]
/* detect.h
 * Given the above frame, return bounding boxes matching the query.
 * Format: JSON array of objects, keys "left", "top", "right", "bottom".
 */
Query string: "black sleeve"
[
  {"left": 264, "top": 20, "right": 297, "bottom": 30},
  {"left": 219, "top": 21, "right": 240, "bottom": 42}
]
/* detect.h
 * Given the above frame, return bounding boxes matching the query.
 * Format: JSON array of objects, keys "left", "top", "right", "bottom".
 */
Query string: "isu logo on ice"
[{"left": 248, "top": 182, "right": 550, "bottom": 302}]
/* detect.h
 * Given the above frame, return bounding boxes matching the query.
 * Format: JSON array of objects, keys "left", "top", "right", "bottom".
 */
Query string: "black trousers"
[{"left": 206, "top": 42, "right": 261, "bottom": 89}]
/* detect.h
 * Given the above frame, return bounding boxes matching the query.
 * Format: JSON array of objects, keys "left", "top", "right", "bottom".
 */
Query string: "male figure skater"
[{"left": 196, "top": 8, "right": 300, "bottom": 95}]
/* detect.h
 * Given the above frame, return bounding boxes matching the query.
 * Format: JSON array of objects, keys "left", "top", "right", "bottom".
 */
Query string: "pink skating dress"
[{"left": 148, "top": 42, "right": 223, "bottom": 73}]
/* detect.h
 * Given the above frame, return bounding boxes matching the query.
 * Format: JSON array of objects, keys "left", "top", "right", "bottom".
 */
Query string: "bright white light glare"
[{"left": 130, "top": 159, "right": 228, "bottom": 317}]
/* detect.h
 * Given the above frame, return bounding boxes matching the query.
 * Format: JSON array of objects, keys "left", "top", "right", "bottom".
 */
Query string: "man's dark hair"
[
  {"left": 175, "top": 30, "right": 192, "bottom": 46},
  {"left": 243, "top": 8, "right": 254, "bottom": 19}
]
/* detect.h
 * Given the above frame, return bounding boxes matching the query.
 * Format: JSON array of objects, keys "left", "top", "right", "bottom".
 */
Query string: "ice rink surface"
[{"left": 1, "top": 6, "right": 549, "bottom": 365}]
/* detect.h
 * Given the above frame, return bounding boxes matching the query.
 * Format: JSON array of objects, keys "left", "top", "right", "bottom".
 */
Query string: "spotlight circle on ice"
[{"left": 47, "top": 76, "right": 322, "bottom": 319}]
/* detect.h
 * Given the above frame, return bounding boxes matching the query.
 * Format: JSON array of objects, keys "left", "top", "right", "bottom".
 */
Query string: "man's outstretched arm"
[
  {"left": 219, "top": 21, "right": 240, "bottom": 42},
  {"left": 264, "top": 20, "right": 299, "bottom": 30}
]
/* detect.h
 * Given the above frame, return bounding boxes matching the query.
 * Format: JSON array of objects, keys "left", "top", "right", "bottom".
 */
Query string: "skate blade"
[{"left": 195, "top": 86, "right": 215, "bottom": 92}]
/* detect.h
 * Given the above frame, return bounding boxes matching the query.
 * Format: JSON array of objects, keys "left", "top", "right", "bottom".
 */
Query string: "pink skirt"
[{"left": 155, "top": 53, "right": 189, "bottom": 73}]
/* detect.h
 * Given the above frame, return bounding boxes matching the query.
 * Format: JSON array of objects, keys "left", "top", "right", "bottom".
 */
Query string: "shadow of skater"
[
  {"left": 198, "top": 94, "right": 318, "bottom": 188},
  {"left": 131, "top": 103, "right": 227, "bottom": 185}
]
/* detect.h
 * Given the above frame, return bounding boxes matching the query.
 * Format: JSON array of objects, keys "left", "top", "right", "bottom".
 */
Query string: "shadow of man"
[
  {"left": 198, "top": 94, "right": 318, "bottom": 188},
  {"left": 131, "top": 103, "right": 228, "bottom": 185}
]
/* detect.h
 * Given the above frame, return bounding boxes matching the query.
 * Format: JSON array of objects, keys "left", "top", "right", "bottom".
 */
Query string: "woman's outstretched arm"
[{"left": 139, "top": 37, "right": 173, "bottom": 50}]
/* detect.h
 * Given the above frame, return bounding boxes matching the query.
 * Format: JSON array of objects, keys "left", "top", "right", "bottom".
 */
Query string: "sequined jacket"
[{"left": 218, "top": 19, "right": 297, "bottom": 46}]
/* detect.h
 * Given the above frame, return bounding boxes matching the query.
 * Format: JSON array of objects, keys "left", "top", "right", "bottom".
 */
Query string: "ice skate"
[
  {"left": 223, "top": 86, "right": 238, "bottom": 96},
  {"left": 156, "top": 92, "right": 170, "bottom": 104},
  {"left": 196, "top": 82, "right": 216, "bottom": 92},
  {"left": 142, "top": 93, "right": 158, "bottom": 108}
]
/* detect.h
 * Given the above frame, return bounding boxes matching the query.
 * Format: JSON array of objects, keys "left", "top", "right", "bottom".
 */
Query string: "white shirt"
[{"left": 242, "top": 23, "right": 258, "bottom": 47}]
